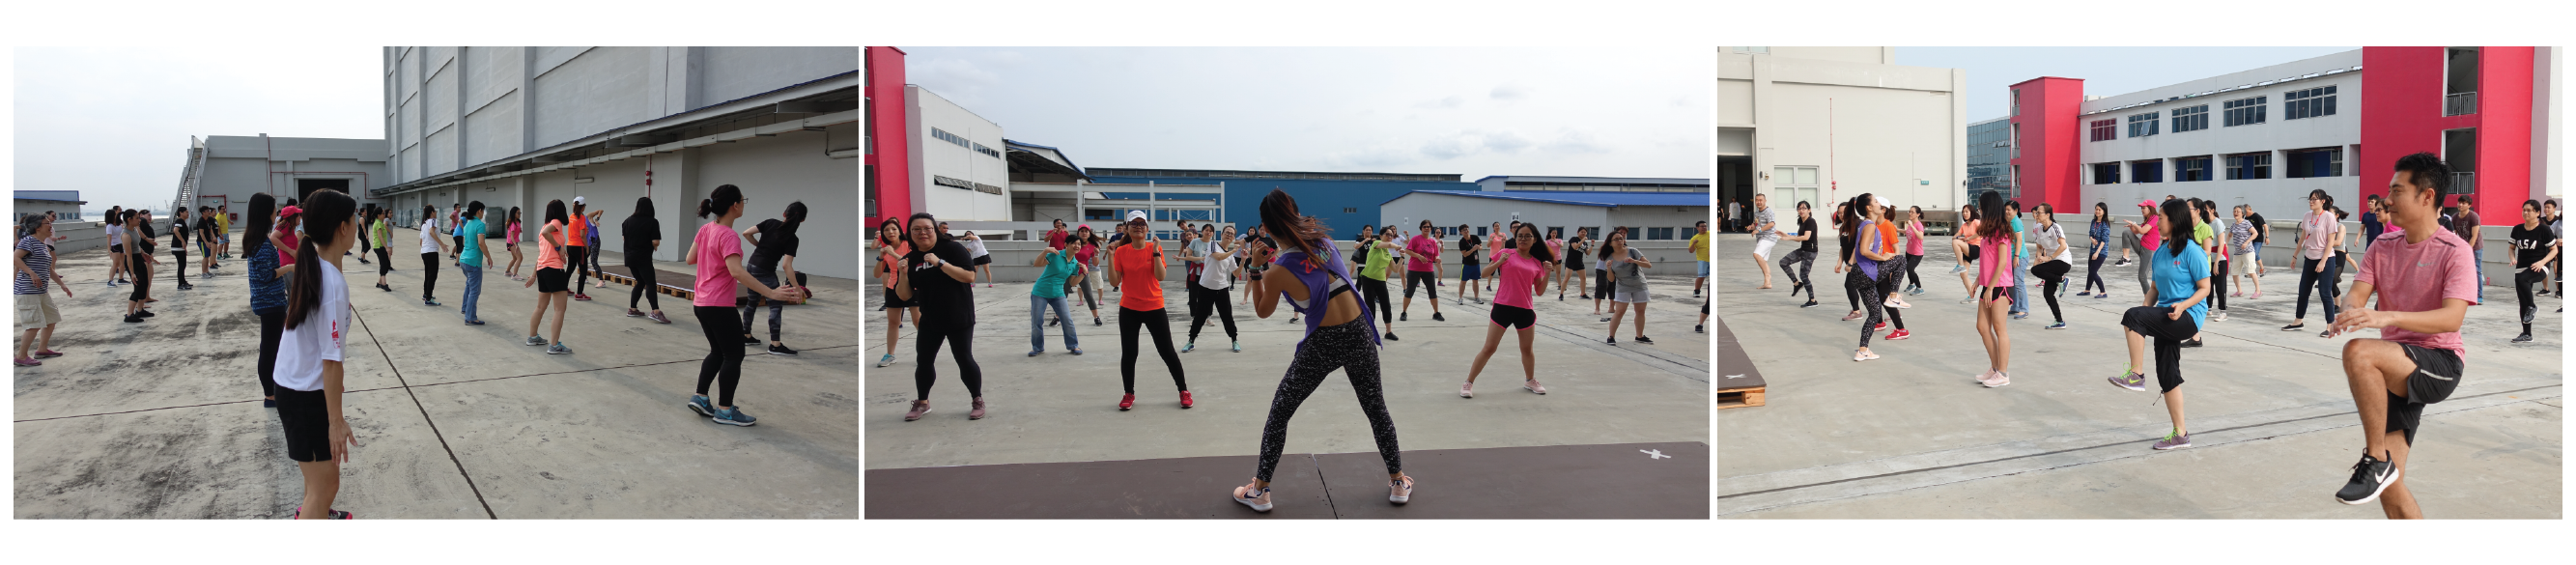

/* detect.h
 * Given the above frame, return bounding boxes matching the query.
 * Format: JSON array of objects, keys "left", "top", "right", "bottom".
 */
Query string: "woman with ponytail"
[
  {"left": 1461, "top": 222, "right": 1558, "bottom": 397},
  {"left": 684, "top": 184, "right": 807, "bottom": 426},
  {"left": 2285, "top": 188, "right": 2343, "bottom": 335},
  {"left": 1231, "top": 189, "right": 1408, "bottom": 514},
  {"left": 504, "top": 207, "right": 524, "bottom": 281},
  {"left": 245, "top": 194, "right": 289, "bottom": 408},
  {"left": 271, "top": 188, "right": 360, "bottom": 519},
  {"left": 873, "top": 217, "right": 916, "bottom": 367},
  {"left": 416, "top": 205, "right": 449, "bottom": 306},
  {"left": 1971, "top": 191, "right": 2017, "bottom": 387},
  {"left": 523, "top": 200, "right": 574, "bottom": 353},
  {"left": 622, "top": 197, "right": 670, "bottom": 324},
  {"left": 121, "top": 211, "right": 162, "bottom": 324},
  {"left": 2105, "top": 197, "right": 2212, "bottom": 451},
  {"left": 371, "top": 208, "right": 396, "bottom": 293},
  {"left": 738, "top": 201, "right": 804, "bottom": 353}
]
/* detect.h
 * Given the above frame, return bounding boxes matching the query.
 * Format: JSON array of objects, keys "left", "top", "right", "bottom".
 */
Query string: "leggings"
[
  {"left": 1904, "top": 253, "right": 1924, "bottom": 289},
  {"left": 2032, "top": 260, "right": 2070, "bottom": 323},
  {"left": 255, "top": 306, "right": 284, "bottom": 398},
  {"left": 632, "top": 261, "right": 662, "bottom": 310},
  {"left": 2211, "top": 259, "right": 2229, "bottom": 312},
  {"left": 1356, "top": 277, "right": 1394, "bottom": 324},
  {"left": 914, "top": 323, "right": 983, "bottom": 401},
  {"left": 1254, "top": 318, "right": 1399, "bottom": 482},
  {"left": 742, "top": 268, "right": 783, "bottom": 342},
  {"left": 1778, "top": 249, "right": 1817, "bottom": 299},
  {"left": 2120, "top": 305, "right": 2197, "bottom": 393},
  {"left": 2294, "top": 257, "right": 2339, "bottom": 322},
  {"left": 420, "top": 252, "right": 440, "bottom": 299},
  {"left": 2516, "top": 268, "right": 2543, "bottom": 333},
  {"left": 568, "top": 246, "right": 589, "bottom": 290},
  {"left": 2082, "top": 251, "right": 2108, "bottom": 295},
  {"left": 128, "top": 254, "right": 151, "bottom": 301},
  {"left": 1071, "top": 268, "right": 1100, "bottom": 313},
  {"left": 1849, "top": 268, "right": 1890, "bottom": 348},
  {"left": 1873, "top": 260, "right": 1908, "bottom": 331},
  {"left": 1119, "top": 307, "right": 1188, "bottom": 394},
  {"left": 694, "top": 305, "right": 748, "bottom": 407},
  {"left": 377, "top": 247, "right": 394, "bottom": 275},
  {"left": 1187, "top": 285, "right": 1239, "bottom": 342}
]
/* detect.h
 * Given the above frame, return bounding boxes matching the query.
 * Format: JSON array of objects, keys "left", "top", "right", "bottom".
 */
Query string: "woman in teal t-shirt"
[{"left": 1029, "top": 243, "right": 1083, "bottom": 356}]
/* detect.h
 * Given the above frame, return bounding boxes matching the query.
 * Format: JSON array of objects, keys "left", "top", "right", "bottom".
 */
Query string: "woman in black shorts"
[
  {"left": 523, "top": 200, "right": 574, "bottom": 354},
  {"left": 876, "top": 218, "right": 917, "bottom": 367},
  {"left": 1462, "top": 223, "right": 1556, "bottom": 397},
  {"left": 1559, "top": 230, "right": 1589, "bottom": 300}
]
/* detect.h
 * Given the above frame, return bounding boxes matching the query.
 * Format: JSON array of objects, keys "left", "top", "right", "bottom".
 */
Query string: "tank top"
[
  {"left": 1115, "top": 242, "right": 1165, "bottom": 311},
  {"left": 536, "top": 220, "right": 567, "bottom": 269}
]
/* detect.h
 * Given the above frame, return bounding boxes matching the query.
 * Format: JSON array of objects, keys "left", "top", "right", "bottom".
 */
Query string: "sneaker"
[
  {"left": 711, "top": 407, "right": 757, "bottom": 427},
  {"left": 1523, "top": 380, "right": 1546, "bottom": 395},
  {"left": 1886, "top": 328, "right": 1911, "bottom": 340},
  {"left": 904, "top": 401, "right": 932, "bottom": 421},
  {"left": 627, "top": 308, "right": 645, "bottom": 317},
  {"left": 1400, "top": 312, "right": 1408, "bottom": 322},
  {"left": 1384, "top": 331, "right": 1400, "bottom": 341},
  {"left": 1841, "top": 311, "right": 1862, "bottom": 322},
  {"left": 2114, "top": 259, "right": 2132, "bottom": 267},
  {"left": 1029, "top": 350, "right": 1043, "bottom": 356},
  {"left": 2212, "top": 312, "right": 2228, "bottom": 322},
  {"left": 1182, "top": 342, "right": 1196, "bottom": 353},
  {"left": 876, "top": 353, "right": 895, "bottom": 367},
  {"left": 2078, "top": 291, "right": 2093, "bottom": 297},
  {"left": 2044, "top": 322, "right": 2067, "bottom": 329},
  {"left": 2109, "top": 371, "right": 2148, "bottom": 392},
  {"left": 1981, "top": 372, "right": 2011, "bottom": 388},
  {"left": 1048, "top": 318, "right": 1060, "bottom": 326},
  {"left": 423, "top": 298, "right": 441, "bottom": 306},
  {"left": 1232, "top": 342, "right": 1241, "bottom": 353},
  {"left": 2183, "top": 338, "right": 2205, "bottom": 348},
  {"left": 524, "top": 335, "right": 548, "bottom": 346},
  {"left": 1460, "top": 382, "right": 1475, "bottom": 398},
  {"left": 1948, "top": 264, "right": 1967, "bottom": 274},
  {"left": 1605, "top": 336, "right": 1618, "bottom": 346},
  {"left": 105, "top": 280, "right": 117, "bottom": 288},
  {"left": 138, "top": 309, "right": 156, "bottom": 318},
  {"left": 742, "top": 335, "right": 762, "bottom": 346},
  {"left": 1432, "top": 312, "right": 1445, "bottom": 322},
  {"left": 2151, "top": 431, "right": 2193, "bottom": 450},
  {"left": 767, "top": 344, "right": 798, "bottom": 356},
  {"left": 1633, "top": 335, "right": 1655, "bottom": 345},
  {"left": 1961, "top": 295, "right": 1975, "bottom": 304},
  {"left": 2010, "top": 312, "right": 2029, "bottom": 320},
  {"left": 290, "top": 507, "right": 354, "bottom": 520},
  {"left": 2512, "top": 332, "right": 2534, "bottom": 343},
  {"left": 1388, "top": 475, "right": 1415, "bottom": 504},
  {"left": 1873, "top": 322, "right": 1888, "bottom": 332},
  {"left": 686, "top": 395, "right": 716, "bottom": 417},
  {"left": 572, "top": 294, "right": 592, "bottom": 301},
  {"left": 1800, "top": 299, "right": 1819, "bottom": 308},
  {"left": 465, "top": 319, "right": 486, "bottom": 325},
  {"left": 2319, "top": 330, "right": 2333, "bottom": 339},
  {"left": 1474, "top": 299, "right": 1486, "bottom": 305},
  {"left": 970, "top": 398, "right": 987, "bottom": 420},
  {"left": 648, "top": 312, "right": 671, "bottom": 325},
  {"left": 2335, "top": 451, "right": 2399, "bottom": 504},
  {"left": 1179, "top": 390, "right": 1195, "bottom": 409},
  {"left": 33, "top": 350, "right": 64, "bottom": 358},
  {"left": 177, "top": 284, "right": 194, "bottom": 291},
  {"left": 1908, "top": 287, "right": 1925, "bottom": 296},
  {"left": 263, "top": 399, "right": 275, "bottom": 409},
  {"left": 124, "top": 314, "right": 142, "bottom": 324},
  {"left": 12, "top": 357, "right": 37, "bottom": 367},
  {"left": 1093, "top": 317, "right": 1103, "bottom": 326},
  {"left": 1118, "top": 394, "right": 1136, "bottom": 411},
  {"left": 1695, "top": 325, "right": 1706, "bottom": 334},
  {"left": 377, "top": 283, "right": 392, "bottom": 292},
  {"left": 2279, "top": 323, "right": 2306, "bottom": 331},
  {"left": 1233, "top": 484, "right": 1274, "bottom": 513},
  {"left": 546, "top": 343, "right": 573, "bottom": 354},
  {"left": 1599, "top": 316, "right": 1613, "bottom": 322}
]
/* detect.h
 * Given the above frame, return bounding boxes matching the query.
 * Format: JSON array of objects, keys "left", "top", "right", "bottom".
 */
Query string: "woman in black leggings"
[
  {"left": 1231, "top": 189, "right": 1409, "bottom": 513},
  {"left": 2029, "top": 203, "right": 2074, "bottom": 328},
  {"left": 1110, "top": 212, "right": 1189, "bottom": 410},
  {"left": 2081, "top": 203, "right": 2111, "bottom": 297},
  {"left": 623, "top": 197, "right": 669, "bottom": 323},
  {"left": 1777, "top": 202, "right": 1819, "bottom": 307},
  {"left": 683, "top": 184, "right": 807, "bottom": 426},
  {"left": 1185, "top": 226, "right": 1243, "bottom": 353},
  {"left": 896, "top": 212, "right": 986, "bottom": 421}
]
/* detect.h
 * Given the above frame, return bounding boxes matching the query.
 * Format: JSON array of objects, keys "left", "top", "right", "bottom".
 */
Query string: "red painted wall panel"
[
  {"left": 2010, "top": 76, "right": 2084, "bottom": 214},
  {"left": 2476, "top": 46, "right": 2534, "bottom": 221},
  {"left": 865, "top": 46, "right": 912, "bottom": 231},
  {"left": 2360, "top": 45, "right": 2534, "bottom": 223}
]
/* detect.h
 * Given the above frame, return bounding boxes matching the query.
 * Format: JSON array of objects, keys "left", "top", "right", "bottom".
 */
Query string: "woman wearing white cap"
[{"left": 1109, "top": 210, "right": 1190, "bottom": 410}]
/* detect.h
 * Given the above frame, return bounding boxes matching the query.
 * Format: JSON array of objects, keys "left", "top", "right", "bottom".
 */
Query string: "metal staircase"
[{"left": 170, "top": 136, "right": 208, "bottom": 216}]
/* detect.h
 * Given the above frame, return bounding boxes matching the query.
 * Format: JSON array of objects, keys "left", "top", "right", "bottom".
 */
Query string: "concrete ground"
[
  {"left": 1712, "top": 232, "right": 2562, "bottom": 519},
  {"left": 862, "top": 269, "right": 1711, "bottom": 488},
  {"left": 14, "top": 228, "right": 859, "bottom": 519}
]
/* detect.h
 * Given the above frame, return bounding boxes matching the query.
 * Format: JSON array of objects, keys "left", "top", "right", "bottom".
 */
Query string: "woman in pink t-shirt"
[
  {"left": 682, "top": 184, "right": 807, "bottom": 426},
  {"left": 1902, "top": 207, "right": 1929, "bottom": 295},
  {"left": 1969, "top": 192, "right": 2017, "bottom": 387},
  {"left": 1461, "top": 223, "right": 1558, "bottom": 398}
]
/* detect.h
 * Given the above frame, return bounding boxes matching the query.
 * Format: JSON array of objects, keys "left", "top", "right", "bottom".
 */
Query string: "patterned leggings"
[
  {"left": 1778, "top": 249, "right": 1818, "bottom": 299},
  {"left": 1254, "top": 318, "right": 1401, "bottom": 482},
  {"left": 1848, "top": 268, "right": 1893, "bottom": 349}
]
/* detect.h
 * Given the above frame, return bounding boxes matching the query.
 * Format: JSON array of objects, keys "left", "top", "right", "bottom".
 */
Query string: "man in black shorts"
[{"left": 2328, "top": 153, "right": 2477, "bottom": 519}]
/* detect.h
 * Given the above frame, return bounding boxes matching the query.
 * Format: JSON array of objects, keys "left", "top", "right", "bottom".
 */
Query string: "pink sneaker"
[
  {"left": 1841, "top": 311, "right": 1864, "bottom": 321},
  {"left": 1982, "top": 372, "right": 2011, "bottom": 388},
  {"left": 904, "top": 401, "right": 932, "bottom": 421},
  {"left": 1233, "top": 483, "right": 1274, "bottom": 512},
  {"left": 1388, "top": 474, "right": 1415, "bottom": 504},
  {"left": 1522, "top": 380, "right": 1546, "bottom": 395}
]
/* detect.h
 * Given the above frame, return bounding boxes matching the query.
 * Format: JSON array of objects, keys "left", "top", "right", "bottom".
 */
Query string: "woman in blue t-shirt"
[{"left": 2106, "top": 198, "right": 2212, "bottom": 452}]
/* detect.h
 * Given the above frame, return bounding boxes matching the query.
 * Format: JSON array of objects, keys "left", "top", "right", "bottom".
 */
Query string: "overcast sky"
[
  {"left": 1898, "top": 46, "right": 2360, "bottom": 122},
  {"left": 13, "top": 46, "right": 382, "bottom": 212},
  {"left": 903, "top": 47, "right": 1708, "bottom": 181}
]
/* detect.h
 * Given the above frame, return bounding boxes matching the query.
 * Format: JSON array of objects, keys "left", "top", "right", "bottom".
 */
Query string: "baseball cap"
[
  {"left": 572, "top": 196, "right": 586, "bottom": 205},
  {"left": 1125, "top": 210, "right": 1149, "bottom": 224},
  {"left": 278, "top": 206, "right": 303, "bottom": 218},
  {"left": 2137, "top": 199, "right": 2157, "bottom": 209}
]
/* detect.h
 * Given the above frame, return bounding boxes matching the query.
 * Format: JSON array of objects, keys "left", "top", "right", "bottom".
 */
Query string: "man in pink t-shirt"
[
  {"left": 2326, "top": 152, "right": 2477, "bottom": 518},
  {"left": 1399, "top": 219, "right": 1444, "bottom": 322}
]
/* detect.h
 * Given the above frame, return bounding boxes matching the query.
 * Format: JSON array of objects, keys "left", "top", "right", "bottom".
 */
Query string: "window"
[
  {"left": 2093, "top": 162, "right": 2121, "bottom": 184},
  {"left": 2090, "top": 119, "right": 2116, "bottom": 142},
  {"left": 971, "top": 142, "right": 1002, "bottom": 158},
  {"left": 2012, "top": 89, "right": 2022, "bottom": 116},
  {"left": 931, "top": 127, "right": 973, "bottom": 149},
  {"left": 2286, "top": 86, "right": 2337, "bottom": 120},
  {"left": 2127, "top": 112, "right": 2161, "bottom": 138},
  {"left": 2225, "top": 153, "right": 2272, "bottom": 180},
  {"left": 1647, "top": 227, "right": 1676, "bottom": 240},
  {"left": 1342, "top": 207, "right": 1357, "bottom": 213},
  {"left": 2286, "top": 148, "right": 2343, "bottom": 178},
  {"left": 2130, "top": 160, "right": 2164, "bottom": 184},
  {"left": 2223, "top": 96, "right": 2267, "bottom": 127},
  {"left": 1475, "top": 227, "right": 1487, "bottom": 237},
  {"left": 2174, "top": 156, "right": 2213, "bottom": 182},
  {"left": 2170, "top": 104, "right": 2209, "bottom": 132}
]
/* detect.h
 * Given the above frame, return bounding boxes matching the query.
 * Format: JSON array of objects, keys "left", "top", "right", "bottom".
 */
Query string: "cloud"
[
  {"left": 1324, "top": 140, "right": 1419, "bottom": 169},
  {"left": 1416, "top": 129, "right": 1534, "bottom": 160},
  {"left": 1489, "top": 84, "right": 1530, "bottom": 100},
  {"left": 1541, "top": 128, "right": 1612, "bottom": 155},
  {"left": 909, "top": 56, "right": 1004, "bottom": 106},
  {"left": 1412, "top": 96, "right": 1464, "bottom": 109}
]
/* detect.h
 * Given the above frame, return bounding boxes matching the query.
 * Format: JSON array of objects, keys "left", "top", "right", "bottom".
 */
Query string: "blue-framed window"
[
  {"left": 2127, "top": 112, "right": 2161, "bottom": 138},
  {"left": 2093, "top": 162, "right": 2121, "bottom": 184},
  {"left": 1647, "top": 227, "right": 1676, "bottom": 240},
  {"left": 2171, "top": 105, "right": 2209, "bottom": 133},
  {"left": 931, "top": 127, "right": 973, "bottom": 149},
  {"left": 2224, "top": 153, "right": 2272, "bottom": 180},
  {"left": 2223, "top": 96, "right": 2267, "bottom": 127},
  {"left": 2174, "top": 155, "right": 2213, "bottom": 182},
  {"left": 2285, "top": 148, "right": 2342, "bottom": 178},
  {"left": 2286, "top": 86, "right": 2337, "bottom": 120},
  {"left": 2130, "top": 160, "right": 2164, "bottom": 184}
]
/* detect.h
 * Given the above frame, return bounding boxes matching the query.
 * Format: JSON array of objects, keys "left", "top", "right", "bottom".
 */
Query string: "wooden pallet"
[{"left": 1716, "top": 385, "right": 1767, "bottom": 410}]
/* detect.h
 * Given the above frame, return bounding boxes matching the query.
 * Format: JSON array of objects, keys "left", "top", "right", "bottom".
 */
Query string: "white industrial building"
[
  {"left": 2077, "top": 50, "right": 2365, "bottom": 216},
  {"left": 365, "top": 46, "right": 861, "bottom": 279},
  {"left": 905, "top": 86, "right": 1013, "bottom": 226},
  {"left": 175, "top": 135, "right": 392, "bottom": 228},
  {"left": 1377, "top": 190, "right": 1712, "bottom": 242},
  {"left": 1717, "top": 46, "right": 1967, "bottom": 216}
]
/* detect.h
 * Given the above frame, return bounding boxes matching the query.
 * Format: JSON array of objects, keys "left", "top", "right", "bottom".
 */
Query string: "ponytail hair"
[
  {"left": 1257, "top": 188, "right": 1333, "bottom": 264},
  {"left": 698, "top": 184, "right": 743, "bottom": 218},
  {"left": 285, "top": 189, "right": 355, "bottom": 330},
  {"left": 780, "top": 201, "right": 807, "bottom": 236}
]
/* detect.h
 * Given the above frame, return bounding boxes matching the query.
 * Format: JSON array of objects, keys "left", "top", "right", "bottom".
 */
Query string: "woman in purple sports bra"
[{"left": 1229, "top": 189, "right": 1412, "bottom": 514}]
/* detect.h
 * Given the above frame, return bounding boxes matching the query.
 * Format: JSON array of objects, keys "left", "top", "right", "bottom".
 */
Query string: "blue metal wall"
[{"left": 1086, "top": 176, "right": 1477, "bottom": 234}]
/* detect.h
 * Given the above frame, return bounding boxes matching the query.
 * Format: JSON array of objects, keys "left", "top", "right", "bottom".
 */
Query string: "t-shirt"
[
  {"left": 271, "top": 261, "right": 350, "bottom": 392},
  {"left": 1691, "top": 233, "right": 1712, "bottom": 261},
  {"left": 1458, "top": 236, "right": 1482, "bottom": 266},
  {"left": 535, "top": 220, "right": 567, "bottom": 269},
  {"left": 623, "top": 215, "right": 664, "bottom": 266},
  {"left": 2034, "top": 223, "right": 2071, "bottom": 263},
  {"left": 2229, "top": 217, "right": 2256, "bottom": 254},
  {"left": 506, "top": 221, "right": 523, "bottom": 245},
  {"left": 169, "top": 217, "right": 188, "bottom": 246},
  {"left": 747, "top": 219, "right": 798, "bottom": 272},
  {"left": 2193, "top": 222, "right": 2214, "bottom": 255},
  {"left": 877, "top": 240, "right": 911, "bottom": 290},
  {"left": 15, "top": 235, "right": 54, "bottom": 294},
  {"left": 372, "top": 219, "right": 391, "bottom": 250},
  {"left": 1115, "top": 242, "right": 1166, "bottom": 311},
  {"left": 1359, "top": 240, "right": 1397, "bottom": 280},
  {"left": 1607, "top": 247, "right": 1649, "bottom": 296},
  {"left": 2151, "top": 243, "right": 2213, "bottom": 329},
  {"left": 458, "top": 218, "right": 488, "bottom": 265},
  {"left": 2139, "top": 217, "right": 2163, "bottom": 252},
  {"left": 1903, "top": 221, "right": 1926, "bottom": 256},
  {"left": 104, "top": 224, "right": 122, "bottom": 249},
  {"left": 1033, "top": 248, "right": 1076, "bottom": 298},
  {"left": 2010, "top": 217, "right": 2027, "bottom": 262},
  {"left": 419, "top": 219, "right": 442, "bottom": 253},
  {"left": 2246, "top": 213, "right": 2270, "bottom": 242},
  {"left": 216, "top": 213, "right": 230, "bottom": 236},
  {"left": 691, "top": 222, "right": 744, "bottom": 307},
  {"left": 1046, "top": 229, "right": 1068, "bottom": 249},
  {"left": 2357, "top": 229, "right": 2479, "bottom": 356},
  {"left": 1797, "top": 217, "right": 1820, "bottom": 254},
  {"left": 275, "top": 226, "right": 298, "bottom": 265},
  {"left": 2452, "top": 209, "right": 2482, "bottom": 250},
  {"left": 248, "top": 240, "right": 288, "bottom": 312},
  {"left": 1185, "top": 240, "right": 1212, "bottom": 281},
  {"left": 963, "top": 236, "right": 990, "bottom": 259},
  {"left": 2362, "top": 212, "right": 2384, "bottom": 240},
  {"left": 568, "top": 214, "right": 589, "bottom": 247},
  {"left": 1487, "top": 233, "right": 1506, "bottom": 263},
  {"left": 195, "top": 217, "right": 216, "bottom": 243},
  {"left": 1405, "top": 235, "right": 1441, "bottom": 272},
  {"left": 905, "top": 240, "right": 978, "bottom": 328},
  {"left": 2509, "top": 223, "right": 2557, "bottom": 269},
  {"left": 1198, "top": 246, "right": 1236, "bottom": 291},
  {"left": 1492, "top": 249, "right": 1545, "bottom": 308},
  {"left": 1754, "top": 208, "right": 1779, "bottom": 242},
  {"left": 2302, "top": 212, "right": 2339, "bottom": 260},
  {"left": 1977, "top": 234, "right": 2016, "bottom": 288}
]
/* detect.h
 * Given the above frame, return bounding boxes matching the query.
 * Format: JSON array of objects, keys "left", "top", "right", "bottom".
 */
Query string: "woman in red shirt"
[{"left": 1108, "top": 212, "right": 1189, "bottom": 410}]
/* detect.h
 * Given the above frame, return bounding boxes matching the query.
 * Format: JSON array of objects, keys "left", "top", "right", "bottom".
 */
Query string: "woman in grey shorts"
[{"left": 1599, "top": 228, "right": 1655, "bottom": 345}]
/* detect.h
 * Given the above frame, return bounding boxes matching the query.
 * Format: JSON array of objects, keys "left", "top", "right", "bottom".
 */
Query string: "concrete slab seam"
[{"left": 354, "top": 308, "right": 501, "bottom": 520}]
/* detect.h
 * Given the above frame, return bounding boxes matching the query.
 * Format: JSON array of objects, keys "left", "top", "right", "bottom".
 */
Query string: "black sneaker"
[
  {"left": 1694, "top": 325, "right": 1705, "bottom": 334},
  {"left": 2335, "top": 451, "right": 2399, "bottom": 505},
  {"left": 2279, "top": 323, "right": 2306, "bottom": 331},
  {"left": 1400, "top": 312, "right": 1408, "bottom": 322},
  {"left": 2512, "top": 333, "right": 2534, "bottom": 343},
  {"left": 1605, "top": 336, "right": 1618, "bottom": 346},
  {"left": 1384, "top": 331, "right": 1399, "bottom": 341},
  {"left": 138, "top": 310, "right": 156, "bottom": 318},
  {"left": 1801, "top": 299, "right": 1819, "bottom": 308},
  {"left": 742, "top": 335, "right": 762, "bottom": 346},
  {"left": 1432, "top": 312, "right": 1446, "bottom": 322},
  {"left": 124, "top": 314, "right": 143, "bottom": 324},
  {"left": 177, "top": 284, "right": 194, "bottom": 291},
  {"left": 1633, "top": 336, "right": 1656, "bottom": 345},
  {"left": 2182, "top": 338, "right": 2204, "bottom": 348},
  {"left": 1093, "top": 317, "right": 1103, "bottom": 326},
  {"left": 766, "top": 344, "right": 799, "bottom": 356}
]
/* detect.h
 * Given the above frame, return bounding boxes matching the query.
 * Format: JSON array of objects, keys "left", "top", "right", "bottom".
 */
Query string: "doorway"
[{"left": 296, "top": 178, "right": 352, "bottom": 204}]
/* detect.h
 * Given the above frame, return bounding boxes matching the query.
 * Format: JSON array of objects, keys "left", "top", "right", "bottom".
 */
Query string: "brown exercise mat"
[
  {"left": 864, "top": 442, "right": 1709, "bottom": 519},
  {"left": 1714, "top": 315, "right": 1765, "bottom": 390}
]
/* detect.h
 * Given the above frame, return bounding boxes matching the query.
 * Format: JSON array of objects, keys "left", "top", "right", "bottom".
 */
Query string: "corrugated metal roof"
[{"left": 1381, "top": 190, "right": 1713, "bottom": 208}]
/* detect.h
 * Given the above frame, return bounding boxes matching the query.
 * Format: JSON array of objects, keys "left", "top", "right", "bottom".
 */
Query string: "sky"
[
  {"left": 903, "top": 47, "right": 1709, "bottom": 181},
  {"left": 1899, "top": 46, "right": 2361, "bottom": 122},
  {"left": 13, "top": 46, "right": 383, "bottom": 212}
]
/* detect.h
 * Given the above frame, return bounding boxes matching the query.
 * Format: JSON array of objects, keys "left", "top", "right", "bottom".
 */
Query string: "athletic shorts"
[
  {"left": 536, "top": 267, "right": 570, "bottom": 294},
  {"left": 1460, "top": 264, "right": 1482, "bottom": 281},
  {"left": 1984, "top": 286, "right": 2013, "bottom": 304},
  {"left": 1403, "top": 270, "right": 1439, "bottom": 298},
  {"left": 109, "top": 244, "right": 124, "bottom": 254},
  {"left": 2388, "top": 343, "right": 2466, "bottom": 445},
  {"left": 973, "top": 255, "right": 992, "bottom": 266},
  {"left": 1697, "top": 260, "right": 1712, "bottom": 277},
  {"left": 1490, "top": 304, "right": 1536, "bottom": 329},
  {"left": 1615, "top": 286, "right": 1648, "bottom": 303},
  {"left": 1752, "top": 240, "right": 1776, "bottom": 261},
  {"left": 274, "top": 386, "right": 333, "bottom": 463},
  {"left": 1964, "top": 244, "right": 1980, "bottom": 263},
  {"left": 201, "top": 241, "right": 214, "bottom": 258},
  {"left": 884, "top": 285, "right": 918, "bottom": 308},
  {"left": 15, "top": 292, "right": 62, "bottom": 329}
]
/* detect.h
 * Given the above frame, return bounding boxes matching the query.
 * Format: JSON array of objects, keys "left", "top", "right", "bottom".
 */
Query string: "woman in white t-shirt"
[
  {"left": 272, "top": 189, "right": 361, "bottom": 520},
  {"left": 417, "top": 208, "right": 450, "bottom": 307},
  {"left": 1186, "top": 226, "right": 1243, "bottom": 353},
  {"left": 945, "top": 222, "right": 994, "bottom": 289},
  {"left": 2027, "top": 204, "right": 2076, "bottom": 329}
]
